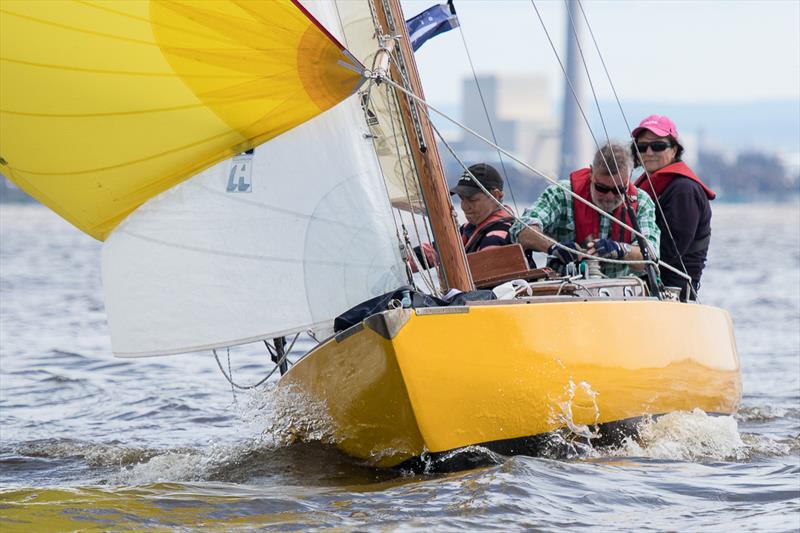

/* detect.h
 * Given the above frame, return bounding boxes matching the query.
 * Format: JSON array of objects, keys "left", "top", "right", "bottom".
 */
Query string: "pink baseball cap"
[{"left": 631, "top": 115, "right": 680, "bottom": 142}]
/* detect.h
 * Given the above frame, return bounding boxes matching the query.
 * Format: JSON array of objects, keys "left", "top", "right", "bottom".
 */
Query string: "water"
[{"left": 1, "top": 203, "right": 799, "bottom": 531}]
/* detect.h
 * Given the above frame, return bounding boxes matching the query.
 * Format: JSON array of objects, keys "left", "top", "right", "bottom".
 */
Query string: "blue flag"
[{"left": 405, "top": 2, "right": 460, "bottom": 52}]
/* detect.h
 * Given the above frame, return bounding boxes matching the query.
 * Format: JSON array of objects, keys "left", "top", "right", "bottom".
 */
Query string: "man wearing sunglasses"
[
  {"left": 510, "top": 142, "right": 660, "bottom": 278},
  {"left": 632, "top": 115, "right": 715, "bottom": 301}
]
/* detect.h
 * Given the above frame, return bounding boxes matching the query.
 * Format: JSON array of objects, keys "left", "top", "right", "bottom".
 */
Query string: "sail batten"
[{"left": 0, "top": 0, "right": 364, "bottom": 240}]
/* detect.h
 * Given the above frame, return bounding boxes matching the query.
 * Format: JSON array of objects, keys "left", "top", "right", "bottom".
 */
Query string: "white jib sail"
[
  {"left": 102, "top": 2, "right": 407, "bottom": 358},
  {"left": 335, "top": 1, "right": 426, "bottom": 214}
]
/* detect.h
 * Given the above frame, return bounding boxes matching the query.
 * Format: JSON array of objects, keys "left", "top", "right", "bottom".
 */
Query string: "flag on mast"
[{"left": 405, "top": 2, "right": 460, "bottom": 51}]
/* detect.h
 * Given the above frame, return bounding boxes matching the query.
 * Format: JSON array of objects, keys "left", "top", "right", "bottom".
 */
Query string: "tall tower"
[{"left": 558, "top": 0, "right": 584, "bottom": 179}]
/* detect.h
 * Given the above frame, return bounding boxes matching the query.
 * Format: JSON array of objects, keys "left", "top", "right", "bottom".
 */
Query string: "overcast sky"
[{"left": 401, "top": 0, "right": 800, "bottom": 106}]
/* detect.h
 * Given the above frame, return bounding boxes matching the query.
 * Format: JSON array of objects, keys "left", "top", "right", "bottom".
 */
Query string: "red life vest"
[
  {"left": 570, "top": 168, "right": 638, "bottom": 244},
  {"left": 634, "top": 161, "right": 715, "bottom": 200}
]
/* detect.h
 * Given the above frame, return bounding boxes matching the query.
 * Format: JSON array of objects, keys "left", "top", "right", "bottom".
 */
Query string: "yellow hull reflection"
[{"left": 280, "top": 301, "right": 741, "bottom": 467}]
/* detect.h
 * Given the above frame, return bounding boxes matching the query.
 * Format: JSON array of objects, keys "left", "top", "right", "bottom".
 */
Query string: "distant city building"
[{"left": 459, "top": 74, "right": 561, "bottom": 180}]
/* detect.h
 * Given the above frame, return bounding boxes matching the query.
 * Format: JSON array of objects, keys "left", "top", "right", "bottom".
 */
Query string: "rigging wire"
[
  {"left": 529, "top": 1, "right": 631, "bottom": 201},
  {"left": 367, "top": 0, "right": 445, "bottom": 293},
  {"left": 418, "top": 85, "right": 654, "bottom": 269},
  {"left": 526, "top": 0, "right": 670, "bottom": 280},
  {"left": 559, "top": 0, "right": 663, "bottom": 297},
  {"left": 428, "top": 104, "right": 650, "bottom": 268},
  {"left": 213, "top": 333, "right": 300, "bottom": 391},
  {"left": 374, "top": 0, "right": 475, "bottom": 292},
  {"left": 575, "top": 0, "right": 697, "bottom": 300},
  {"left": 364, "top": 4, "right": 440, "bottom": 294},
  {"left": 529, "top": 0, "right": 652, "bottom": 252},
  {"left": 530, "top": 0, "right": 654, "bottom": 268},
  {"left": 360, "top": 75, "right": 418, "bottom": 289},
  {"left": 377, "top": 50, "right": 441, "bottom": 294},
  {"left": 529, "top": 2, "right": 605, "bottom": 169},
  {"left": 367, "top": 0, "right": 685, "bottom": 284},
  {"left": 562, "top": 0, "right": 622, "bottom": 186},
  {"left": 533, "top": 0, "right": 695, "bottom": 297},
  {"left": 384, "top": 47, "right": 475, "bottom": 289},
  {"left": 382, "top": 79, "right": 437, "bottom": 278},
  {"left": 453, "top": 4, "right": 520, "bottom": 214},
  {"left": 378, "top": 74, "right": 694, "bottom": 279}
]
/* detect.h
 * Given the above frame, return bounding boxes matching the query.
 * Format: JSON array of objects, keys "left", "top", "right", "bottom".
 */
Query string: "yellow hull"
[{"left": 279, "top": 300, "right": 741, "bottom": 468}]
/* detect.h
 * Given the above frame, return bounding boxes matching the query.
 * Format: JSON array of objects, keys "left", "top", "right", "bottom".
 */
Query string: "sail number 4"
[{"left": 227, "top": 151, "right": 254, "bottom": 193}]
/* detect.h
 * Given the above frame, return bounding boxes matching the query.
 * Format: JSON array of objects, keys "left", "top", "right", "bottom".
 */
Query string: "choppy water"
[{"left": 1, "top": 202, "right": 799, "bottom": 531}]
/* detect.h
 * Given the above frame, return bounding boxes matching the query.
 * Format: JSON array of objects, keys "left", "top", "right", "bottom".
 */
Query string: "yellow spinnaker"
[{"left": 0, "top": 0, "right": 364, "bottom": 240}]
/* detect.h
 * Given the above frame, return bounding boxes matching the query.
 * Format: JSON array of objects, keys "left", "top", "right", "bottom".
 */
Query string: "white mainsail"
[{"left": 102, "top": 1, "right": 407, "bottom": 357}]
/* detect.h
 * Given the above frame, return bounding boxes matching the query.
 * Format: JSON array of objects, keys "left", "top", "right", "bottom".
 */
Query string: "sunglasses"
[
  {"left": 635, "top": 141, "right": 673, "bottom": 153},
  {"left": 593, "top": 181, "right": 625, "bottom": 196}
]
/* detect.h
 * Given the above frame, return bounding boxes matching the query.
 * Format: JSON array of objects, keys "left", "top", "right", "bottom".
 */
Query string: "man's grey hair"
[{"left": 592, "top": 142, "right": 632, "bottom": 178}]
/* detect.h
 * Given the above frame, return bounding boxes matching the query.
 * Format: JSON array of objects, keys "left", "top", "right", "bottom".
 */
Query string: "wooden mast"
[{"left": 373, "top": 0, "right": 474, "bottom": 292}]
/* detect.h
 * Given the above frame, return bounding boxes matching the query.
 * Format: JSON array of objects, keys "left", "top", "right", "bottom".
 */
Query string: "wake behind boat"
[{"left": 0, "top": 0, "right": 740, "bottom": 470}]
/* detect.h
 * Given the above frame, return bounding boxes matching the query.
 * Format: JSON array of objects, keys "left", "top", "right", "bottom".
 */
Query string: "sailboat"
[{"left": 0, "top": 0, "right": 740, "bottom": 469}]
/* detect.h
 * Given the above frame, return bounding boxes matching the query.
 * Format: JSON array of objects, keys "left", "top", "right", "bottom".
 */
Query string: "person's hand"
[
  {"left": 419, "top": 242, "right": 437, "bottom": 265},
  {"left": 547, "top": 240, "right": 580, "bottom": 264},
  {"left": 589, "top": 239, "right": 624, "bottom": 259},
  {"left": 412, "top": 242, "right": 438, "bottom": 270}
]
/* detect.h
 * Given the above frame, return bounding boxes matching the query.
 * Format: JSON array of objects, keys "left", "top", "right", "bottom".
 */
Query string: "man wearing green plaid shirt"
[{"left": 510, "top": 143, "right": 660, "bottom": 278}]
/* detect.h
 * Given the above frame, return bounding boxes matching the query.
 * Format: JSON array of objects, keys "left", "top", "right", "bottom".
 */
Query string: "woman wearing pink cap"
[{"left": 632, "top": 115, "right": 716, "bottom": 300}]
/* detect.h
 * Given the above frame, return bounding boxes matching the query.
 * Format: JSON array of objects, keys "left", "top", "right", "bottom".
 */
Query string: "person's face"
[
  {"left": 590, "top": 171, "right": 628, "bottom": 213},
  {"left": 458, "top": 189, "right": 500, "bottom": 226},
  {"left": 635, "top": 130, "right": 679, "bottom": 174}
]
